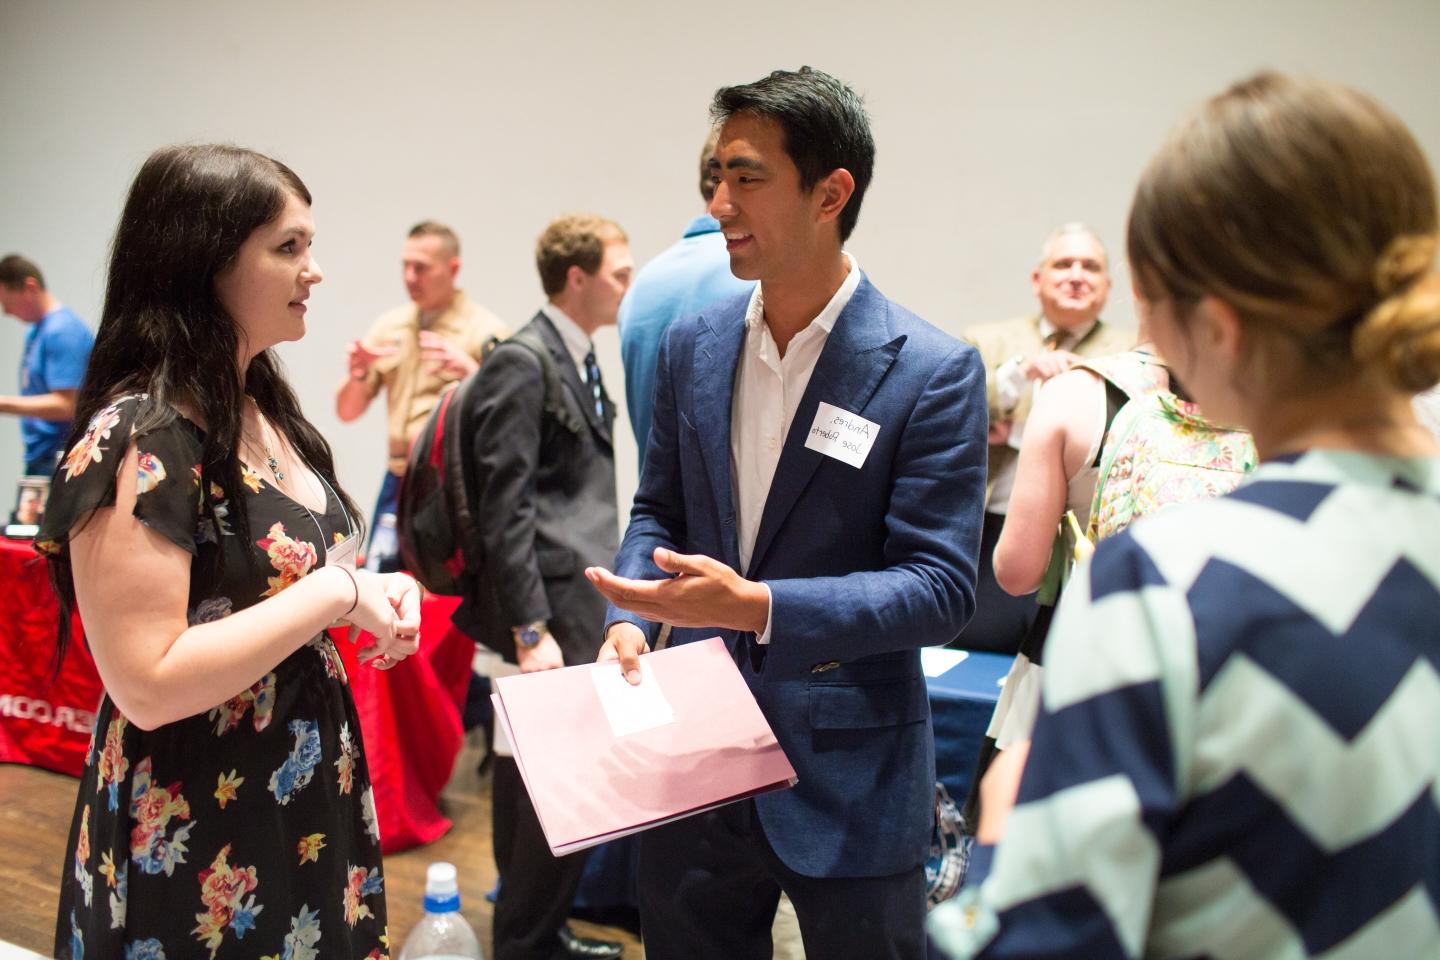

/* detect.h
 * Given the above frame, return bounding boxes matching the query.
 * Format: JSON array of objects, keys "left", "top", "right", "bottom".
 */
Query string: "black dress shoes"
[{"left": 558, "top": 924, "right": 624, "bottom": 959}]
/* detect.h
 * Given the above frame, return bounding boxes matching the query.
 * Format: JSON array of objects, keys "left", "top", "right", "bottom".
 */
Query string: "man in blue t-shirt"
[
  {"left": 0, "top": 255, "right": 95, "bottom": 476},
  {"left": 618, "top": 130, "right": 754, "bottom": 465}
]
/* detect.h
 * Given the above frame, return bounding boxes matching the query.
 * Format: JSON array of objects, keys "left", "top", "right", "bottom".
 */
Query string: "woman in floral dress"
[{"left": 36, "top": 144, "right": 421, "bottom": 960}]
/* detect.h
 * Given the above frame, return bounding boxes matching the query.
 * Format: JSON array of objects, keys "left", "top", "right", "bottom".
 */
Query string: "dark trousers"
[
  {"left": 638, "top": 800, "right": 928, "bottom": 960},
  {"left": 492, "top": 757, "right": 589, "bottom": 960},
  {"left": 953, "top": 511, "right": 1037, "bottom": 654}
]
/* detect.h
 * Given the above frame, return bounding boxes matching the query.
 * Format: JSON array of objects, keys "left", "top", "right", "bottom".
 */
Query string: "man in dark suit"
[
  {"left": 452, "top": 214, "right": 633, "bottom": 960},
  {"left": 586, "top": 68, "right": 988, "bottom": 959}
]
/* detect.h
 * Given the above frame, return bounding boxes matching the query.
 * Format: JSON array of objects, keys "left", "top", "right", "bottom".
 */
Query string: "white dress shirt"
[
  {"left": 540, "top": 302, "right": 593, "bottom": 376},
  {"left": 732, "top": 253, "right": 861, "bottom": 643}
]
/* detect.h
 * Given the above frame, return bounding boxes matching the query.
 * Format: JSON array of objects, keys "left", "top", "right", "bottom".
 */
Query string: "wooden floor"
[{"left": 0, "top": 733, "right": 644, "bottom": 958}]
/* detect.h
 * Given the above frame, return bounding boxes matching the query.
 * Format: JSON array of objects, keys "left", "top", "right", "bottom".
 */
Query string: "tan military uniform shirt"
[{"left": 361, "top": 289, "right": 511, "bottom": 474}]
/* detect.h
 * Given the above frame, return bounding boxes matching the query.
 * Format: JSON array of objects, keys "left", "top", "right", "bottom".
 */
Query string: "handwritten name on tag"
[
  {"left": 591, "top": 658, "right": 676, "bottom": 738},
  {"left": 327, "top": 533, "right": 359, "bottom": 571},
  {"left": 805, "top": 401, "right": 880, "bottom": 469}
]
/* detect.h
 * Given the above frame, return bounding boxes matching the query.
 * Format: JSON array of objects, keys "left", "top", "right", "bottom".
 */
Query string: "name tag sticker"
[{"left": 804, "top": 401, "right": 880, "bottom": 469}]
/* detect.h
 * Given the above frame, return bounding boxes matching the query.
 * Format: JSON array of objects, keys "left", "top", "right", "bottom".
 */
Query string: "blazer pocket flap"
[
  {"left": 809, "top": 677, "right": 929, "bottom": 730},
  {"left": 536, "top": 549, "right": 577, "bottom": 578}
]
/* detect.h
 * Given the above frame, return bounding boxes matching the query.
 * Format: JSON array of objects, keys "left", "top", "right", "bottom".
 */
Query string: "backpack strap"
[{"left": 492, "top": 331, "right": 586, "bottom": 435}]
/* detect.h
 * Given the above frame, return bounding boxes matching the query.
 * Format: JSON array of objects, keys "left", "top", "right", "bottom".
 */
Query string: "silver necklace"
[{"left": 252, "top": 409, "right": 286, "bottom": 483}]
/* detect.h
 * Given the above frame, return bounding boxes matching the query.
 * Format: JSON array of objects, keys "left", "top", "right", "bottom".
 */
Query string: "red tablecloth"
[
  {"left": 333, "top": 593, "right": 472, "bottom": 853},
  {"left": 0, "top": 534, "right": 472, "bottom": 854},
  {"left": 0, "top": 537, "right": 101, "bottom": 775}
]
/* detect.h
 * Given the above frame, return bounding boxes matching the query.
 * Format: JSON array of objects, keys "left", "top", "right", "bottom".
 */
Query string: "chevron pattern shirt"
[{"left": 931, "top": 449, "right": 1440, "bottom": 959}]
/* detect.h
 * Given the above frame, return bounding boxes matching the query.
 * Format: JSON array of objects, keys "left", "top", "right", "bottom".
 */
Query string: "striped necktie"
[{"left": 583, "top": 348, "right": 606, "bottom": 420}]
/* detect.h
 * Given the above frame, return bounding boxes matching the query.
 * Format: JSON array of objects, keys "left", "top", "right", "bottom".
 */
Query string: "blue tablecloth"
[{"left": 928, "top": 651, "right": 1012, "bottom": 801}]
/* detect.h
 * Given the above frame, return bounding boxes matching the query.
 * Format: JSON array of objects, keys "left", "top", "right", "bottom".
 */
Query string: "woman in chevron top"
[{"left": 932, "top": 72, "right": 1440, "bottom": 959}]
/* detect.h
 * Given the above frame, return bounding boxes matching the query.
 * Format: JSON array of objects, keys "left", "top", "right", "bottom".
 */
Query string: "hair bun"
[
  {"left": 1355, "top": 262, "right": 1440, "bottom": 393},
  {"left": 1374, "top": 233, "right": 1438, "bottom": 297}
]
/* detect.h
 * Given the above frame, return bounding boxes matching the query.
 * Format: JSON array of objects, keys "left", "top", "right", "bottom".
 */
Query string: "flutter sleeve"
[{"left": 35, "top": 394, "right": 205, "bottom": 560}]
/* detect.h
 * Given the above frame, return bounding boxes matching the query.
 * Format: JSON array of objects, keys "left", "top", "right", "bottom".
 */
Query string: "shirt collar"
[
  {"left": 744, "top": 251, "right": 861, "bottom": 333},
  {"left": 541, "top": 302, "right": 593, "bottom": 369},
  {"left": 683, "top": 214, "right": 722, "bottom": 238},
  {"left": 1038, "top": 315, "right": 1098, "bottom": 346}
]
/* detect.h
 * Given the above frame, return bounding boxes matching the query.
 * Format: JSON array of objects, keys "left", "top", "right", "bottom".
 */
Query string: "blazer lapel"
[
  {"left": 694, "top": 305, "right": 747, "bottom": 573},
  {"left": 534, "top": 312, "right": 612, "bottom": 448},
  {"left": 747, "top": 275, "right": 902, "bottom": 576}
]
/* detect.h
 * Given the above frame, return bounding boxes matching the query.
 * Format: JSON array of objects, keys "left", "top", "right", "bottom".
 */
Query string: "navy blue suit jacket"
[{"left": 607, "top": 274, "right": 988, "bottom": 879}]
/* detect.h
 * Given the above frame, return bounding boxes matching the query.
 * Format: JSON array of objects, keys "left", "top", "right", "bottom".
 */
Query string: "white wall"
[{"left": 3, "top": 0, "right": 1438, "bottom": 523}]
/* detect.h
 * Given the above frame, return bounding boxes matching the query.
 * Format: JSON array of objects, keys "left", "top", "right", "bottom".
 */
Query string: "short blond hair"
[{"left": 535, "top": 214, "right": 627, "bottom": 296}]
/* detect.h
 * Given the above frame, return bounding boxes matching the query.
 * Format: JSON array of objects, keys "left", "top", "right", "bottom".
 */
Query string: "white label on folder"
[
  {"left": 591, "top": 658, "right": 676, "bottom": 737},
  {"left": 805, "top": 401, "right": 880, "bottom": 469}
]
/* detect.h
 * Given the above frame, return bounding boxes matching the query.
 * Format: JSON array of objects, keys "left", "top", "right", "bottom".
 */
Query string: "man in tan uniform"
[
  {"left": 958, "top": 223, "right": 1130, "bottom": 651},
  {"left": 336, "top": 220, "right": 510, "bottom": 570}
]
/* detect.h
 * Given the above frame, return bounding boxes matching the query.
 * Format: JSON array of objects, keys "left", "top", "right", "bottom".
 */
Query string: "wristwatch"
[{"left": 512, "top": 620, "right": 546, "bottom": 648}]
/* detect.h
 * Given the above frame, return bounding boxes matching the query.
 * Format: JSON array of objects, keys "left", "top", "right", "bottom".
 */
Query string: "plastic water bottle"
[
  {"left": 399, "top": 862, "right": 484, "bottom": 960},
  {"left": 366, "top": 512, "right": 398, "bottom": 572}
]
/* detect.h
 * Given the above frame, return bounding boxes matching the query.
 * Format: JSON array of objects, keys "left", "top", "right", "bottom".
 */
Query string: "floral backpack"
[{"left": 1083, "top": 352, "right": 1258, "bottom": 541}]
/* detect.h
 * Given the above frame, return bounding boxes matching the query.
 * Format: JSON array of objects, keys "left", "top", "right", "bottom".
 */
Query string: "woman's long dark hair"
[{"left": 51, "top": 144, "right": 365, "bottom": 667}]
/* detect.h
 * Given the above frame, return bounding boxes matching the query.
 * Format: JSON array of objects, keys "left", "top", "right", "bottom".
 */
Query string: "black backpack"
[{"left": 395, "top": 331, "right": 580, "bottom": 595}]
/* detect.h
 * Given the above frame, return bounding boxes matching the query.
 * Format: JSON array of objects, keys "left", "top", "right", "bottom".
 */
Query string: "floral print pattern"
[
  {"left": 62, "top": 400, "right": 123, "bottom": 481},
  {"left": 193, "top": 844, "right": 263, "bottom": 958},
  {"left": 269, "top": 719, "right": 323, "bottom": 805},
  {"left": 214, "top": 770, "right": 244, "bottom": 809},
  {"left": 45, "top": 395, "right": 386, "bottom": 959},
  {"left": 108, "top": 860, "right": 127, "bottom": 930},
  {"left": 260, "top": 904, "right": 321, "bottom": 960},
  {"left": 1085, "top": 354, "right": 1258, "bottom": 542},
  {"left": 124, "top": 938, "right": 164, "bottom": 960},
  {"left": 75, "top": 806, "right": 93, "bottom": 908},
  {"left": 98, "top": 715, "right": 130, "bottom": 812},
  {"left": 188, "top": 596, "right": 233, "bottom": 626},
  {"left": 208, "top": 672, "right": 277, "bottom": 736},
  {"left": 335, "top": 722, "right": 359, "bottom": 796},
  {"left": 256, "top": 522, "right": 317, "bottom": 597},
  {"left": 128, "top": 758, "right": 193, "bottom": 877},
  {"left": 296, "top": 833, "right": 325, "bottom": 865},
  {"left": 135, "top": 452, "right": 167, "bottom": 494},
  {"left": 343, "top": 865, "right": 384, "bottom": 927},
  {"left": 361, "top": 786, "right": 380, "bottom": 845}
]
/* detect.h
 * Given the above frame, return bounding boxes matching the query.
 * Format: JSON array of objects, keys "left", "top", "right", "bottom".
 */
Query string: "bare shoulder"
[{"left": 1034, "top": 367, "right": 1107, "bottom": 461}]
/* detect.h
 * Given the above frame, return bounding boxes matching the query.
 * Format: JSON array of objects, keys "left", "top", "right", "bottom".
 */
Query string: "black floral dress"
[{"left": 36, "top": 394, "right": 389, "bottom": 960}]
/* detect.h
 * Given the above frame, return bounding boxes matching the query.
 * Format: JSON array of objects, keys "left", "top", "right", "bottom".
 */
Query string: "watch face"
[{"left": 518, "top": 626, "right": 542, "bottom": 648}]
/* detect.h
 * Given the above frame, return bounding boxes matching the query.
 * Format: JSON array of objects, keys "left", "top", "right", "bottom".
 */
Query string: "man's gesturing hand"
[
  {"left": 346, "top": 338, "right": 397, "bottom": 380},
  {"left": 586, "top": 548, "right": 771, "bottom": 651}
]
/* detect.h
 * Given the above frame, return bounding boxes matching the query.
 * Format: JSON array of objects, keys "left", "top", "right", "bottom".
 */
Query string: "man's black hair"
[{"left": 711, "top": 66, "right": 875, "bottom": 242}]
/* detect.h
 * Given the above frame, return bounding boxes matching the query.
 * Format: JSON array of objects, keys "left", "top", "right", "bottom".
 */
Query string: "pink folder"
[{"left": 491, "top": 636, "right": 798, "bottom": 856}]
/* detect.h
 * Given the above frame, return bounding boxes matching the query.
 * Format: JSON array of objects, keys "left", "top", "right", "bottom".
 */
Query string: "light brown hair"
[
  {"left": 408, "top": 220, "right": 460, "bottom": 258},
  {"left": 535, "top": 214, "right": 626, "bottom": 296},
  {"left": 1128, "top": 72, "right": 1440, "bottom": 393}
]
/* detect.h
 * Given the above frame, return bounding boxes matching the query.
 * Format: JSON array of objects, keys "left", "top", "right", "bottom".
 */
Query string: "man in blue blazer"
[{"left": 587, "top": 67, "right": 987, "bottom": 960}]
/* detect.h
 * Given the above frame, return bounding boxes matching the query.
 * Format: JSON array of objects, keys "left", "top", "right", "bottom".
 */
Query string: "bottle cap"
[{"left": 423, "top": 861, "right": 461, "bottom": 913}]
